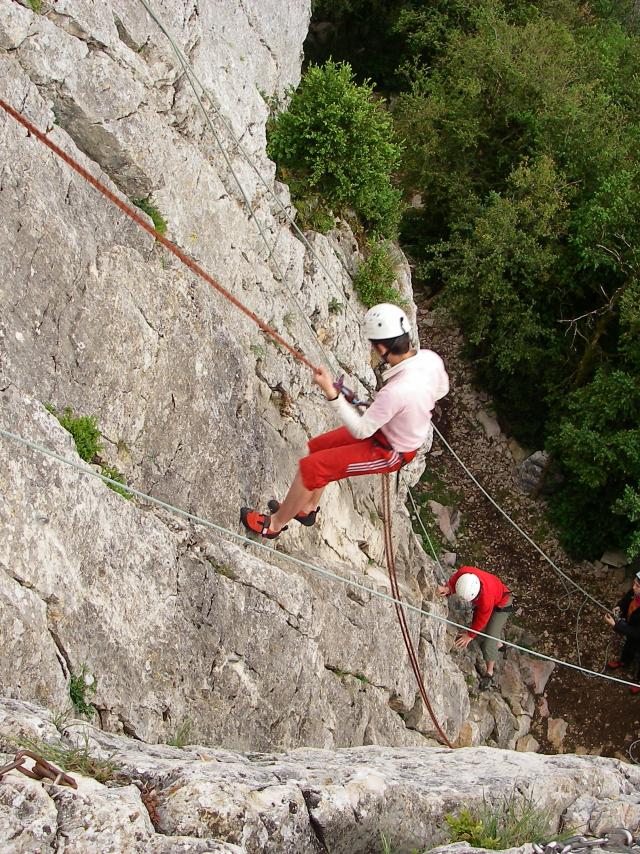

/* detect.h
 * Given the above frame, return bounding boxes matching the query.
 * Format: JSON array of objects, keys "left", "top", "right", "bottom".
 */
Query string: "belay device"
[{"left": 333, "top": 375, "right": 368, "bottom": 408}]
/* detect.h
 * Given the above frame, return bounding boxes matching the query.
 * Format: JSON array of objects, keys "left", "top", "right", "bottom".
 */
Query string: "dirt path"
[{"left": 414, "top": 303, "right": 640, "bottom": 759}]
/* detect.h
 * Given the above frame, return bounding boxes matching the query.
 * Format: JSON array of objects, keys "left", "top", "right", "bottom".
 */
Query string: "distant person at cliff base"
[
  {"left": 604, "top": 571, "right": 640, "bottom": 694},
  {"left": 438, "top": 566, "right": 513, "bottom": 691},
  {"left": 240, "top": 303, "right": 449, "bottom": 539}
]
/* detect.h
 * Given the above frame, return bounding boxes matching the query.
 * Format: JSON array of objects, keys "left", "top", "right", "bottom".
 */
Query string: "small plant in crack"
[
  {"left": 28, "top": 0, "right": 42, "bottom": 12},
  {"left": 46, "top": 404, "right": 131, "bottom": 499},
  {"left": 207, "top": 558, "right": 236, "bottom": 579},
  {"left": 69, "top": 665, "right": 97, "bottom": 719},
  {"left": 100, "top": 464, "right": 132, "bottom": 500},
  {"left": 167, "top": 718, "right": 194, "bottom": 748},
  {"left": 132, "top": 196, "right": 168, "bottom": 236},
  {"left": 46, "top": 404, "right": 102, "bottom": 463}
]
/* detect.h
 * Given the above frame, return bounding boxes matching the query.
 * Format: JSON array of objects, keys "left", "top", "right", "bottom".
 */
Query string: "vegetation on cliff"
[{"left": 306, "top": 0, "right": 640, "bottom": 559}]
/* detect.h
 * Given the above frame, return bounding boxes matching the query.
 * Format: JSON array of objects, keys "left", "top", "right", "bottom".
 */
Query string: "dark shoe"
[
  {"left": 478, "top": 674, "right": 494, "bottom": 692},
  {"left": 240, "top": 507, "right": 287, "bottom": 539},
  {"left": 606, "top": 660, "right": 626, "bottom": 670},
  {"left": 267, "top": 499, "right": 319, "bottom": 527}
]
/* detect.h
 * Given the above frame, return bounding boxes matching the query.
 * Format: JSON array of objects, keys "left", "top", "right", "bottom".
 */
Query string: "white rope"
[
  {"left": 136, "top": 0, "right": 361, "bottom": 324},
  {"left": 431, "top": 424, "right": 610, "bottom": 613},
  {"left": 1, "top": 426, "right": 634, "bottom": 689}
]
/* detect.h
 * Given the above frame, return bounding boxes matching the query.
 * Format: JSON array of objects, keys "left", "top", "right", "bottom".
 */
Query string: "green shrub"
[
  {"left": 132, "top": 197, "right": 168, "bottom": 236},
  {"left": 47, "top": 405, "right": 102, "bottom": 463},
  {"left": 267, "top": 60, "right": 403, "bottom": 238},
  {"left": 445, "top": 791, "right": 551, "bottom": 850},
  {"left": 295, "top": 193, "right": 336, "bottom": 233},
  {"left": 100, "top": 464, "right": 132, "bottom": 500},
  {"left": 69, "top": 666, "right": 97, "bottom": 719},
  {"left": 352, "top": 242, "right": 406, "bottom": 308}
]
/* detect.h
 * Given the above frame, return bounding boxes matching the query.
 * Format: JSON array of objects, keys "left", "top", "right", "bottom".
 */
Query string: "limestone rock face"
[
  {"left": 2, "top": 699, "right": 640, "bottom": 854},
  {"left": 0, "top": 0, "right": 531, "bottom": 754},
  {"left": 0, "top": 384, "right": 467, "bottom": 748}
]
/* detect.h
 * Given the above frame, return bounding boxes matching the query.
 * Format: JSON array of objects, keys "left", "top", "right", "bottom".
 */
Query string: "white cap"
[
  {"left": 455, "top": 573, "right": 481, "bottom": 602},
  {"left": 364, "top": 303, "right": 411, "bottom": 341}
]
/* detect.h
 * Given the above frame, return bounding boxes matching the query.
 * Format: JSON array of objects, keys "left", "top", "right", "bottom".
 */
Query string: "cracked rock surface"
[
  {"left": 2, "top": 698, "right": 640, "bottom": 853},
  {"left": 0, "top": 0, "right": 478, "bottom": 751}
]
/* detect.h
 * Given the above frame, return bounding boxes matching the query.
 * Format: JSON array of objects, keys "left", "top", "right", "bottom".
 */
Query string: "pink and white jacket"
[{"left": 328, "top": 349, "right": 449, "bottom": 453}]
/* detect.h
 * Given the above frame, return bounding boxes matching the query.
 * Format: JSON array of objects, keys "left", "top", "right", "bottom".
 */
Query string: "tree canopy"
[{"left": 307, "top": 0, "right": 640, "bottom": 559}]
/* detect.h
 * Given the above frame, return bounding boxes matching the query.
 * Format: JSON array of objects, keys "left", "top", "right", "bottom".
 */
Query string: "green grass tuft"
[{"left": 132, "top": 197, "right": 168, "bottom": 236}]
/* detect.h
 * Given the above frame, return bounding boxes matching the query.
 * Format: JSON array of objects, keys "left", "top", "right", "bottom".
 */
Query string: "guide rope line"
[
  {"left": 407, "top": 486, "right": 449, "bottom": 584},
  {"left": 381, "top": 474, "right": 453, "bottom": 747},
  {"left": 136, "top": 0, "right": 362, "bottom": 329},
  {"left": 136, "top": 0, "right": 334, "bottom": 371},
  {"left": 135, "top": 0, "right": 613, "bottom": 628},
  {"left": 0, "top": 98, "right": 318, "bottom": 375},
  {"left": 431, "top": 424, "right": 611, "bottom": 614},
  {"left": 1, "top": 426, "right": 638, "bottom": 692}
]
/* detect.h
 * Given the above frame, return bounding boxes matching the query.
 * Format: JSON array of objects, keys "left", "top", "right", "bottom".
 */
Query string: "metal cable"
[
  {"left": 136, "top": 0, "right": 362, "bottom": 326},
  {"left": 432, "top": 424, "right": 611, "bottom": 614},
  {"left": 1, "top": 425, "right": 637, "bottom": 691},
  {"left": 135, "top": 0, "right": 338, "bottom": 370}
]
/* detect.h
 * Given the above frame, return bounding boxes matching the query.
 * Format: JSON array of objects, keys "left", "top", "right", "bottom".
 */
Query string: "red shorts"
[{"left": 298, "top": 427, "right": 417, "bottom": 491}]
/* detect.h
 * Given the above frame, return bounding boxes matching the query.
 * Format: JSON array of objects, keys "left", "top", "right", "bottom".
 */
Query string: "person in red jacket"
[{"left": 438, "top": 566, "right": 513, "bottom": 691}]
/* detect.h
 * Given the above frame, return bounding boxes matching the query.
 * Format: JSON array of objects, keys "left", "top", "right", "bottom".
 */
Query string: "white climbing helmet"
[
  {"left": 364, "top": 303, "right": 411, "bottom": 341},
  {"left": 455, "top": 573, "right": 481, "bottom": 602}
]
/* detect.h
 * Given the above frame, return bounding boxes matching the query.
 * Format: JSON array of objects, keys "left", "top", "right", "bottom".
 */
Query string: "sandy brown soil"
[{"left": 414, "top": 302, "right": 640, "bottom": 759}]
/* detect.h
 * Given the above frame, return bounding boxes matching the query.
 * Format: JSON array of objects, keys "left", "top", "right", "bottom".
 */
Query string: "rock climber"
[
  {"left": 438, "top": 566, "right": 513, "bottom": 691},
  {"left": 604, "top": 570, "right": 640, "bottom": 693},
  {"left": 240, "top": 303, "right": 449, "bottom": 539}
]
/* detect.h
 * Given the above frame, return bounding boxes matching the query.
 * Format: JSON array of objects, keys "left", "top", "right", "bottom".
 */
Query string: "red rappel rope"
[
  {"left": 382, "top": 474, "right": 454, "bottom": 748},
  {"left": 0, "top": 98, "right": 318, "bottom": 373}
]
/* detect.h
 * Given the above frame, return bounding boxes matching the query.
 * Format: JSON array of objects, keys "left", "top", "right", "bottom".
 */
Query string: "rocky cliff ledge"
[{"left": 3, "top": 698, "right": 640, "bottom": 853}]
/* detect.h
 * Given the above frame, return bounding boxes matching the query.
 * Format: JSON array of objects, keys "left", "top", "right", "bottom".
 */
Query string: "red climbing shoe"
[
  {"left": 267, "top": 499, "right": 319, "bottom": 527},
  {"left": 606, "top": 660, "right": 626, "bottom": 670},
  {"left": 240, "top": 507, "right": 286, "bottom": 539},
  {"left": 630, "top": 685, "right": 640, "bottom": 695}
]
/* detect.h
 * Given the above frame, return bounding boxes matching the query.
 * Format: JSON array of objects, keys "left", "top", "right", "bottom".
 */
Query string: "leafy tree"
[
  {"left": 548, "top": 368, "right": 640, "bottom": 557},
  {"left": 391, "top": 2, "right": 640, "bottom": 555},
  {"left": 429, "top": 156, "right": 571, "bottom": 444},
  {"left": 267, "top": 61, "right": 404, "bottom": 238}
]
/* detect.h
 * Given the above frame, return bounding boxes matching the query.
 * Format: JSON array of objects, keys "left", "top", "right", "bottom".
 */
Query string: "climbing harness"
[
  {"left": 0, "top": 750, "right": 77, "bottom": 788},
  {"left": 534, "top": 830, "right": 639, "bottom": 854}
]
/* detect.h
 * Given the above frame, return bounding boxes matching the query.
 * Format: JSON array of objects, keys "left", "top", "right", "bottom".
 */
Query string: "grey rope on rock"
[{"left": 0, "top": 425, "right": 635, "bottom": 690}]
